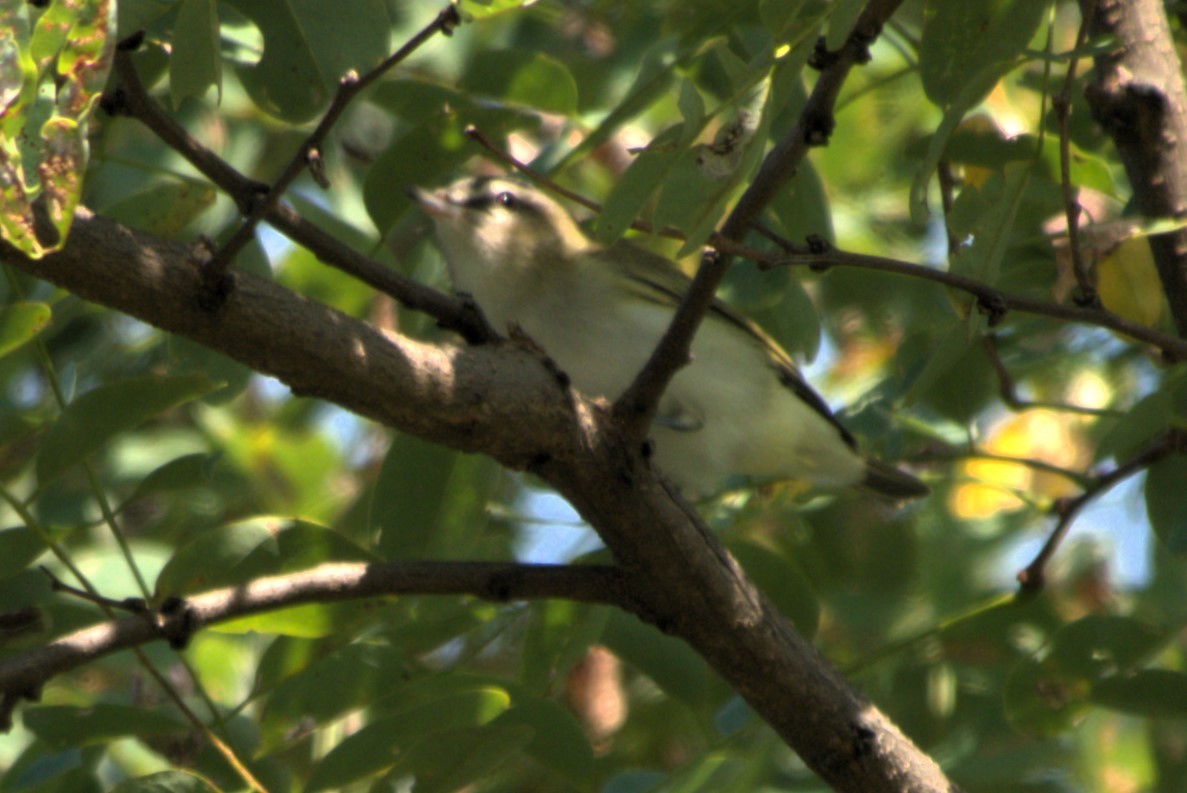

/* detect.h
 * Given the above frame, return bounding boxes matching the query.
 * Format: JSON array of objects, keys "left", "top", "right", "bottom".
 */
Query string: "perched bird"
[{"left": 411, "top": 176, "right": 927, "bottom": 500}]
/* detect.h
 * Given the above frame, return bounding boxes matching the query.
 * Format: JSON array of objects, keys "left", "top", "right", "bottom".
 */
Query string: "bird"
[{"left": 410, "top": 175, "right": 927, "bottom": 500}]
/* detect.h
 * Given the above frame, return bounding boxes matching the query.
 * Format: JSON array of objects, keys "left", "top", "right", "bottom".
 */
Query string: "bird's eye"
[{"left": 496, "top": 192, "right": 518, "bottom": 209}]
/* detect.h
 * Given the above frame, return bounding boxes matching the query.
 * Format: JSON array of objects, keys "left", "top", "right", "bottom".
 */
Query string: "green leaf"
[
  {"left": 222, "top": 0, "right": 390, "bottom": 122},
  {"left": 947, "top": 162, "right": 1032, "bottom": 285},
  {"left": 2, "top": 0, "right": 116, "bottom": 257},
  {"left": 109, "top": 771, "right": 220, "bottom": 793},
  {"left": 0, "top": 526, "right": 49, "bottom": 579},
  {"left": 102, "top": 182, "right": 217, "bottom": 237},
  {"left": 170, "top": 0, "right": 221, "bottom": 108},
  {"left": 381, "top": 723, "right": 534, "bottom": 793},
  {"left": 24, "top": 704, "right": 187, "bottom": 749},
  {"left": 369, "top": 432, "right": 500, "bottom": 561},
  {"left": 920, "top": 0, "right": 1045, "bottom": 108},
  {"left": 601, "top": 609, "right": 722, "bottom": 709},
  {"left": 125, "top": 453, "right": 220, "bottom": 505},
  {"left": 155, "top": 516, "right": 373, "bottom": 597},
  {"left": 36, "top": 374, "right": 221, "bottom": 488},
  {"left": 594, "top": 125, "right": 685, "bottom": 245},
  {"left": 0, "top": 301, "right": 50, "bottom": 358},
  {"left": 459, "top": 50, "right": 578, "bottom": 117},
  {"left": 492, "top": 699, "right": 594, "bottom": 781},
  {"left": 554, "top": 37, "right": 680, "bottom": 173},
  {"left": 909, "top": 63, "right": 1013, "bottom": 224},
  {"left": 305, "top": 688, "right": 513, "bottom": 791},
  {"left": 825, "top": 0, "right": 867, "bottom": 50},
  {"left": 1091, "top": 670, "right": 1187, "bottom": 718},
  {"left": 1047, "top": 616, "right": 1167, "bottom": 679},
  {"left": 1096, "top": 383, "right": 1177, "bottom": 462},
  {"left": 260, "top": 642, "right": 412, "bottom": 751},
  {"left": 1004, "top": 657, "right": 1089, "bottom": 736},
  {"left": 455, "top": 0, "right": 535, "bottom": 20},
  {"left": 1145, "top": 455, "right": 1187, "bottom": 554}
]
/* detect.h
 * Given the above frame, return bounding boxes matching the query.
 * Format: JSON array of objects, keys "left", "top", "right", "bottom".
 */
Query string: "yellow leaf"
[{"left": 1097, "top": 236, "right": 1165, "bottom": 329}]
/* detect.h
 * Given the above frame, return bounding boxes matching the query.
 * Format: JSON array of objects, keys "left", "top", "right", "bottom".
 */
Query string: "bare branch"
[
  {"left": 1018, "top": 429, "right": 1185, "bottom": 592},
  {"left": 0, "top": 562, "right": 628, "bottom": 717}
]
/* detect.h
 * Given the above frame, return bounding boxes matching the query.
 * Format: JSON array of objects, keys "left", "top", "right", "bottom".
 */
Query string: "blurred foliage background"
[{"left": 2, "top": 0, "right": 1187, "bottom": 790}]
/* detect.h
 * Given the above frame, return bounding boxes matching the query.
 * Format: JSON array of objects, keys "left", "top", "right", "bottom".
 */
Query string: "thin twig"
[
  {"left": 1017, "top": 429, "right": 1184, "bottom": 592},
  {"left": 109, "top": 48, "right": 496, "bottom": 344},
  {"left": 936, "top": 160, "right": 962, "bottom": 259},
  {"left": 980, "top": 334, "right": 1123, "bottom": 417},
  {"left": 1055, "top": 4, "right": 1100, "bottom": 308},
  {"left": 205, "top": 6, "right": 461, "bottom": 282},
  {"left": 764, "top": 245, "right": 1187, "bottom": 359},
  {"left": 0, "top": 562, "right": 631, "bottom": 701},
  {"left": 911, "top": 449, "right": 1094, "bottom": 486}
]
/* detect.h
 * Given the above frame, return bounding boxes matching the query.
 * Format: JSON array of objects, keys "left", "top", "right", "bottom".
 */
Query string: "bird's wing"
[{"left": 598, "top": 241, "right": 857, "bottom": 449}]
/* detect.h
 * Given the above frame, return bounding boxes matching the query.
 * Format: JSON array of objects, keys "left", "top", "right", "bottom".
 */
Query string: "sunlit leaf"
[
  {"left": 0, "top": 301, "right": 50, "bottom": 359},
  {"left": 455, "top": 0, "right": 537, "bottom": 20}
]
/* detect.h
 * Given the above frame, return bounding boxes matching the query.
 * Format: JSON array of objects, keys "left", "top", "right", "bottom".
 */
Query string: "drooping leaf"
[{"left": 170, "top": 0, "right": 222, "bottom": 108}]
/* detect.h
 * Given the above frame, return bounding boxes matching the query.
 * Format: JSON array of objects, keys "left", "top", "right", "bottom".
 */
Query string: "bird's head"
[{"left": 409, "top": 177, "right": 590, "bottom": 276}]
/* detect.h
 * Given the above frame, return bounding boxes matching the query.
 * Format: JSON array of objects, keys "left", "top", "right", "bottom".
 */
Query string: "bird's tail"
[{"left": 862, "top": 459, "right": 929, "bottom": 500}]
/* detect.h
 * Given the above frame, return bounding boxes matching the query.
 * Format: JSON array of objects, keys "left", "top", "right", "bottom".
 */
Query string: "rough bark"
[{"left": 1082, "top": 0, "right": 1187, "bottom": 340}]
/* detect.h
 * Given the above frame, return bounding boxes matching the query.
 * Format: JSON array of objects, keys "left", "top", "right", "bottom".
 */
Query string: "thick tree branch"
[
  {"left": 1081, "top": 0, "right": 1187, "bottom": 337},
  {"left": 2, "top": 211, "right": 958, "bottom": 792},
  {"left": 0, "top": 561, "right": 628, "bottom": 727}
]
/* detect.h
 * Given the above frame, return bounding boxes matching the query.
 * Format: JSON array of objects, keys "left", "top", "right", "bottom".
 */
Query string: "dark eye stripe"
[{"left": 460, "top": 194, "right": 496, "bottom": 211}]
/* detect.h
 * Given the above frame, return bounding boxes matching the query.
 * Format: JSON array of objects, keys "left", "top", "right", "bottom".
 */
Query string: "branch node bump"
[
  {"left": 158, "top": 596, "right": 198, "bottom": 651},
  {"left": 977, "top": 292, "right": 1009, "bottom": 326},
  {"left": 807, "top": 37, "right": 840, "bottom": 71}
]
